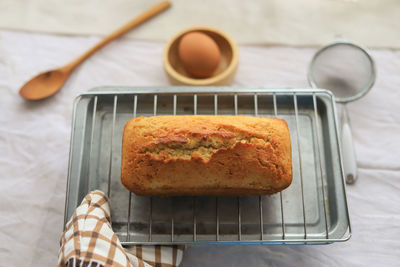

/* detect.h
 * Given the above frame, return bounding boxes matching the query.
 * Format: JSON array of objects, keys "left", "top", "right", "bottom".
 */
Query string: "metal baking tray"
[{"left": 64, "top": 87, "right": 351, "bottom": 245}]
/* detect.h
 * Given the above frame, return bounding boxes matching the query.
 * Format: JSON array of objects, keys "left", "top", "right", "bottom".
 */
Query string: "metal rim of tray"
[{"left": 64, "top": 87, "right": 351, "bottom": 245}]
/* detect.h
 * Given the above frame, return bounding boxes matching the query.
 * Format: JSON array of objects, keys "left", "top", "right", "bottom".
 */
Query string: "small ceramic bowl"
[{"left": 163, "top": 26, "right": 238, "bottom": 86}]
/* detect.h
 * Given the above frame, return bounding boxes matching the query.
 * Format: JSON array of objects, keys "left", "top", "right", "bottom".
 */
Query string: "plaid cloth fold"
[{"left": 59, "top": 190, "right": 184, "bottom": 267}]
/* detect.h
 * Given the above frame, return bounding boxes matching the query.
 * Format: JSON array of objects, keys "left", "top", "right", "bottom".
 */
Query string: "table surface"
[{"left": 0, "top": 30, "right": 399, "bottom": 266}]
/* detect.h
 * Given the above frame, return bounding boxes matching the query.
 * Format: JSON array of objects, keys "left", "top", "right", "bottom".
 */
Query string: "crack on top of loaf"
[
  {"left": 129, "top": 115, "right": 281, "bottom": 161},
  {"left": 139, "top": 131, "right": 275, "bottom": 162}
]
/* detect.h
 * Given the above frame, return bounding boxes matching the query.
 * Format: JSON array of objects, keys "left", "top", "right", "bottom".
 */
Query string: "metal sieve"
[{"left": 308, "top": 41, "right": 376, "bottom": 184}]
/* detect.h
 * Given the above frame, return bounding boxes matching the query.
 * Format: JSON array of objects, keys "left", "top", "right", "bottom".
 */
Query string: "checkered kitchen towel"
[{"left": 59, "top": 190, "right": 184, "bottom": 267}]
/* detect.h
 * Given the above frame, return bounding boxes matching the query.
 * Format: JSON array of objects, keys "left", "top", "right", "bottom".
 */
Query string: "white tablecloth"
[
  {"left": 0, "top": 30, "right": 399, "bottom": 266},
  {"left": 2, "top": 0, "right": 400, "bottom": 48}
]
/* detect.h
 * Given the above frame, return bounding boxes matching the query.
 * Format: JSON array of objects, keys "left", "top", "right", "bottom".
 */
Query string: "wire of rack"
[{"left": 65, "top": 88, "right": 351, "bottom": 245}]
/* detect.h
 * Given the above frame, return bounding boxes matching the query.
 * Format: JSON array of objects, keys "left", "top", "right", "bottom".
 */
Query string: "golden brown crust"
[{"left": 121, "top": 115, "right": 292, "bottom": 196}]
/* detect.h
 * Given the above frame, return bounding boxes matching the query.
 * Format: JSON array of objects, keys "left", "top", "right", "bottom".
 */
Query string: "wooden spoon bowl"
[{"left": 19, "top": 67, "right": 71, "bottom": 100}]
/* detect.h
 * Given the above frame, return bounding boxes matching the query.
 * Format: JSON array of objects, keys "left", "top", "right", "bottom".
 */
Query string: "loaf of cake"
[{"left": 121, "top": 115, "right": 292, "bottom": 196}]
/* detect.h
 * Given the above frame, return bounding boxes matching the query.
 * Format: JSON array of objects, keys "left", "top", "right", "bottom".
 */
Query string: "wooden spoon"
[{"left": 19, "top": 1, "right": 171, "bottom": 100}]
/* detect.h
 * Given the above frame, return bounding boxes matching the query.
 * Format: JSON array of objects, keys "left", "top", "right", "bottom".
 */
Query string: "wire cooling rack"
[{"left": 65, "top": 87, "right": 351, "bottom": 245}]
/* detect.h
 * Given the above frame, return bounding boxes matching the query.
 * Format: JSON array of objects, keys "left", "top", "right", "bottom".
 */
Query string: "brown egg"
[{"left": 178, "top": 32, "right": 221, "bottom": 78}]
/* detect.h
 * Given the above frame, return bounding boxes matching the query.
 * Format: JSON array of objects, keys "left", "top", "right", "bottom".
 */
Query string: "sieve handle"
[{"left": 341, "top": 106, "right": 357, "bottom": 184}]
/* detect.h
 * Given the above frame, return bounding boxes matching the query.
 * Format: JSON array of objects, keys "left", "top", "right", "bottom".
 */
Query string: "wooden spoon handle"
[{"left": 62, "top": 1, "right": 171, "bottom": 73}]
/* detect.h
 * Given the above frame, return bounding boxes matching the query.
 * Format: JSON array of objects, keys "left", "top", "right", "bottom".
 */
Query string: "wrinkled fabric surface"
[
  {"left": 0, "top": 30, "right": 399, "bottom": 266},
  {"left": 59, "top": 191, "right": 132, "bottom": 267},
  {"left": 59, "top": 190, "right": 184, "bottom": 267}
]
